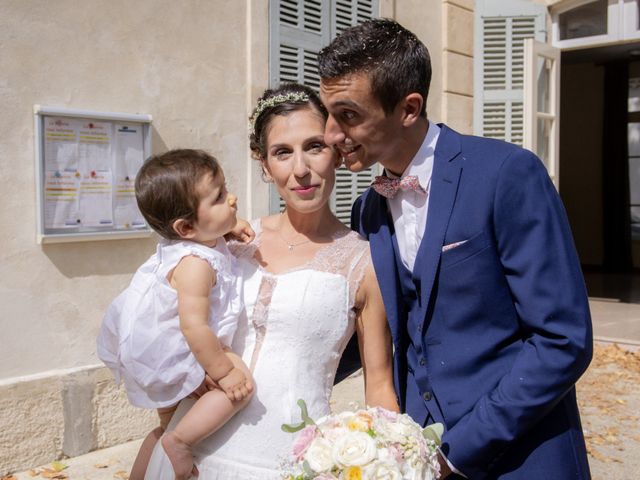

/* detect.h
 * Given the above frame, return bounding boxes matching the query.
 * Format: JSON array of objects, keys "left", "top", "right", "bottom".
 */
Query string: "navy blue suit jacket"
[{"left": 350, "top": 125, "right": 593, "bottom": 479}]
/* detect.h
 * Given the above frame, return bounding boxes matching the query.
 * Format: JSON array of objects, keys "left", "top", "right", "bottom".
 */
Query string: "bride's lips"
[{"left": 291, "top": 185, "right": 319, "bottom": 195}]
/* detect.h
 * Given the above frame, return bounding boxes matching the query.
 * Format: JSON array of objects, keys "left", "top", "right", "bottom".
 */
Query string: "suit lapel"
[{"left": 412, "top": 125, "right": 462, "bottom": 324}]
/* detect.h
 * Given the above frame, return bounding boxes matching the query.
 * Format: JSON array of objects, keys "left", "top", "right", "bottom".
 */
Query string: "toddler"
[{"left": 97, "top": 149, "right": 253, "bottom": 480}]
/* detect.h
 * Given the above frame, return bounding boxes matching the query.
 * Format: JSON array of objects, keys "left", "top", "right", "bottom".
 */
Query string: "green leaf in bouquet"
[
  {"left": 422, "top": 422, "right": 444, "bottom": 446},
  {"left": 281, "top": 420, "right": 307, "bottom": 433},
  {"left": 281, "top": 399, "right": 318, "bottom": 433},
  {"left": 297, "top": 399, "right": 317, "bottom": 426},
  {"left": 302, "top": 460, "right": 315, "bottom": 477}
]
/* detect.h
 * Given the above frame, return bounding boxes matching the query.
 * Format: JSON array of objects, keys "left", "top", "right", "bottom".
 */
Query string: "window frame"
[{"left": 550, "top": 0, "right": 640, "bottom": 49}]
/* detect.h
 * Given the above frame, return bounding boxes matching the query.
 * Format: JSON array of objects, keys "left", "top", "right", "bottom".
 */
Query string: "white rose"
[
  {"left": 374, "top": 419, "right": 415, "bottom": 443},
  {"left": 364, "top": 460, "right": 403, "bottom": 480},
  {"left": 305, "top": 437, "right": 334, "bottom": 472},
  {"left": 402, "top": 462, "right": 434, "bottom": 480},
  {"left": 332, "top": 431, "right": 377, "bottom": 467}
]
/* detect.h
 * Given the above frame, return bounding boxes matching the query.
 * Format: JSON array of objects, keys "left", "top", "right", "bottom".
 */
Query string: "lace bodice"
[{"left": 145, "top": 219, "right": 373, "bottom": 480}]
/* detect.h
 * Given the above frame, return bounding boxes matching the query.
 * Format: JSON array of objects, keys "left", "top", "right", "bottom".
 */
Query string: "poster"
[
  {"left": 113, "top": 124, "right": 146, "bottom": 229},
  {"left": 41, "top": 115, "right": 148, "bottom": 234}
]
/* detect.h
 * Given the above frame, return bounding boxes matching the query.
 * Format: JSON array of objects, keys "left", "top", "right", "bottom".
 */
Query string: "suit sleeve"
[{"left": 442, "top": 149, "right": 593, "bottom": 477}]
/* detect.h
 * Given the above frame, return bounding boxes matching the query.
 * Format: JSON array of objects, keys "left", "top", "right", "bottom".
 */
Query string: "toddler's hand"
[
  {"left": 217, "top": 367, "right": 253, "bottom": 402},
  {"left": 225, "top": 218, "right": 255, "bottom": 243}
]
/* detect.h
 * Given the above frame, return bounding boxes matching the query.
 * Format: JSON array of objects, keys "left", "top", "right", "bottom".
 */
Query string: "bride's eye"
[
  {"left": 272, "top": 148, "right": 291, "bottom": 159},
  {"left": 308, "top": 142, "right": 326, "bottom": 153}
]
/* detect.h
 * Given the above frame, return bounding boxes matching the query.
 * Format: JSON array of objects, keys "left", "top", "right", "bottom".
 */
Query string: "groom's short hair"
[{"left": 318, "top": 18, "right": 431, "bottom": 117}]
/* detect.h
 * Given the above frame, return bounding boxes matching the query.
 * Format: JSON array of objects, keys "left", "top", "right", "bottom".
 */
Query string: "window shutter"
[
  {"left": 269, "top": 0, "right": 379, "bottom": 225},
  {"left": 474, "top": 0, "right": 546, "bottom": 147},
  {"left": 329, "top": 0, "right": 379, "bottom": 226}
]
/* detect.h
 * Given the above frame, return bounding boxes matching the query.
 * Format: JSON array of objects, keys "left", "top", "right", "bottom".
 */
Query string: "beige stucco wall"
[
  {"left": 0, "top": 0, "right": 269, "bottom": 473},
  {"left": 387, "top": 0, "right": 475, "bottom": 133}
]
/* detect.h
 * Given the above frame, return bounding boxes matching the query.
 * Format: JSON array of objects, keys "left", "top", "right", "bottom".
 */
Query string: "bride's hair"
[{"left": 249, "top": 83, "right": 327, "bottom": 162}]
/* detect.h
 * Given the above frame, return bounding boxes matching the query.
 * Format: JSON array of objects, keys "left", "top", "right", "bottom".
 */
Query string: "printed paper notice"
[
  {"left": 113, "top": 124, "right": 146, "bottom": 228},
  {"left": 78, "top": 170, "right": 114, "bottom": 227},
  {"left": 44, "top": 170, "right": 81, "bottom": 228},
  {"left": 77, "top": 120, "right": 112, "bottom": 172},
  {"left": 44, "top": 117, "right": 79, "bottom": 171}
]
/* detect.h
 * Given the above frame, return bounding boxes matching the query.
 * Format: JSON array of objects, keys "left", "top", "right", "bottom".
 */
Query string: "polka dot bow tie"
[{"left": 371, "top": 175, "right": 426, "bottom": 199}]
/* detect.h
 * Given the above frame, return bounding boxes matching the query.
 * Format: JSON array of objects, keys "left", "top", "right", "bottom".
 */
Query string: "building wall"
[
  {"left": 387, "top": 0, "right": 475, "bottom": 133},
  {"left": 0, "top": 0, "right": 269, "bottom": 473},
  {"left": 0, "top": 0, "right": 472, "bottom": 474}
]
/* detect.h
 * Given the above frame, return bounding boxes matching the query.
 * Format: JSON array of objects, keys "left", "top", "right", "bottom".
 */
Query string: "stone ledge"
[{"left": 0, "top": 366, "right": 156, "bottom": 476}]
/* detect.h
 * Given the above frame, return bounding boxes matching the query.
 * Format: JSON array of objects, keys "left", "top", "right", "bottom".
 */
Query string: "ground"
[
  {"left": 576, "top": 343, "right": 640, "bottom": 479},
  {"left": 4, "top": 342, "right": 639, "bottom": 480}
]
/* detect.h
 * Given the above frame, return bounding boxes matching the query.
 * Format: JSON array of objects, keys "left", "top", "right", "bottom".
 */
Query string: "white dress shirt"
[{"left": 386, "top": 121, "right": 440, "bottom": 272}]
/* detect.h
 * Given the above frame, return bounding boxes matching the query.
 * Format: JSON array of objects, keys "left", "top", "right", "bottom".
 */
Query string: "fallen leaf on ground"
[
  {"left": 94, "top": 463, "right": 109, "bottom": 469},
  {"left": 50, "top": 462, "right": 68, "bottom": 473},
  {"left": 1, "top": 475, "right": 18, "bottom": 480},
  {"left": 114, "top": 471, "right": 129, "bottom": 479},
  {"left": 41, "top": 468, "right": 68, "bottom": 479}
]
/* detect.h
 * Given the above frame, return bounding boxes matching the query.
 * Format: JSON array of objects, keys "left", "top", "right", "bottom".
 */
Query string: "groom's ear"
[{"left": 400, "top": 93, "right": 423, "bottom": 127}]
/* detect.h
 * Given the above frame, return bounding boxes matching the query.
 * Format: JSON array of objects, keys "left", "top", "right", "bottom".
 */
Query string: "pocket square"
[{"left": 442, "top": 240, "right": 468, "bottom": 252}]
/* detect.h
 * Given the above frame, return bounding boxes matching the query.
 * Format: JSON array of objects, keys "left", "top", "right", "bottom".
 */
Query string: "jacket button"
[
  {"left": 419, "top": 358, "right": 426, "bottom": 366},
  {"left": 423, "top": 391, "right": 432, "bottom": 401}
]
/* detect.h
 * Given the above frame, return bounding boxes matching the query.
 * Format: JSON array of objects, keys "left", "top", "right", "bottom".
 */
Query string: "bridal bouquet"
[{"left": 281, "top": 400, "right": 443, "bottom": 480}]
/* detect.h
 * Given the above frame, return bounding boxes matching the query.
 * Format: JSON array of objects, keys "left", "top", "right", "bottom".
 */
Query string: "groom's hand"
[{"left": 437, "top": 452, "right": 453, "bottom": 479}]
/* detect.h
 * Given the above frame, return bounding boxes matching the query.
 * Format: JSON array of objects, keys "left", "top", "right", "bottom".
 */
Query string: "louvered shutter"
[
  {"left": 269, "top": 0, "right": 379, "bottom": 225},
  {"left": 474, "top": 0, "right": 546, "bottom": 147},
  {"left": 330, "top": 0, "right": 379, "bottom": 226}
]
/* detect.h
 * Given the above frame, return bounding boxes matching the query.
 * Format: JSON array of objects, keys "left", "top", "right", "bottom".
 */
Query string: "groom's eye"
[{"left": 342, "top": 110, "right": 357, "bottom": 121}]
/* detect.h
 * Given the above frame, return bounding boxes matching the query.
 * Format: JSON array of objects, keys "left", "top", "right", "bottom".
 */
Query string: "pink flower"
[{"left": 292, "top": 426, "right": 318, "bottom": 460}]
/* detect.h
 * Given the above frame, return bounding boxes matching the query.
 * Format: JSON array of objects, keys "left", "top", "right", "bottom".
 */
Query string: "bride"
[{"left": 145, "top": 83, "right": 398, "bottom": 479}]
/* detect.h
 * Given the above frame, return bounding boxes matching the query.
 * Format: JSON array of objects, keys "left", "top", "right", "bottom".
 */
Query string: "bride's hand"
[{"left": 217, "top": 367, "right": 254, "bottom": 402}]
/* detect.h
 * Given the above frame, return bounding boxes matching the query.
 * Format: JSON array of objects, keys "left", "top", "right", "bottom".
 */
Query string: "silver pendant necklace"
[
  {"left": 279, "top": 232, "right": 311, "bottom": 251},
  {"left": 278, "top": 214, "right": 312, "bottom": 252}
]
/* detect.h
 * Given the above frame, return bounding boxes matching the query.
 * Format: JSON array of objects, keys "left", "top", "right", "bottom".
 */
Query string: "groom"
[{"left": 321, "top": 19, "right": 593, "bottom": 479}]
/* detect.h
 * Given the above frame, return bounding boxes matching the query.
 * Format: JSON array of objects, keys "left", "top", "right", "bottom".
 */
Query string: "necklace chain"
[
  {"left": 278, "top": 214, "right": 313, "bottom": 252},
  {"left": 278, "top": 231, "right": 311, "bottom": 251}
]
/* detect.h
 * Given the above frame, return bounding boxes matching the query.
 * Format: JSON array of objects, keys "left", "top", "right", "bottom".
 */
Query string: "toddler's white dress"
[
  {"left": 145, "top": 220, "right": 372, "bottom": 479},
  {"left": 97, "top": 239, "right": 241, "bottom": 408}
]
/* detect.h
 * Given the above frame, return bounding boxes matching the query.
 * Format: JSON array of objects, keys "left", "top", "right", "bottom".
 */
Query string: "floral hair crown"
[{"left": 249, "top": 92, "right": 310, "bottom": 129}]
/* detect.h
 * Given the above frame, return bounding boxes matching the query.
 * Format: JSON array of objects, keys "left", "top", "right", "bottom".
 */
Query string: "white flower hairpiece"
[{"left": 249, "top": 92, "right": 310, "bottom": 129}]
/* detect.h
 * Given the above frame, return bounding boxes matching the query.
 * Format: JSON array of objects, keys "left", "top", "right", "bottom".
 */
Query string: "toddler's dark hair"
[{"left": 135, "top": 149, "right": 220, "bottom": 240}]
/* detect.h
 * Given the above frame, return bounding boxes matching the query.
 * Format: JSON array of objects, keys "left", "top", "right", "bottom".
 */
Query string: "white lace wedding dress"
[{"left": 145, "top": 220, "right": 371, "bottom": 479}]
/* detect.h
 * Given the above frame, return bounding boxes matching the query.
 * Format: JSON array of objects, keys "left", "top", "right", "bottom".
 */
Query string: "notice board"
[{"left": 34, "top": 106, "right": 153, "bottom": 243}]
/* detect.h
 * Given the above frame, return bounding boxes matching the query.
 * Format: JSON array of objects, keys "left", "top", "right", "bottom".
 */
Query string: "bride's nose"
[
  {"left": 227, "top": 192, "right": 237, "bottom": 207},
  {"left": 292, "top": 151, "right": 310, "bottom": 178}
]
